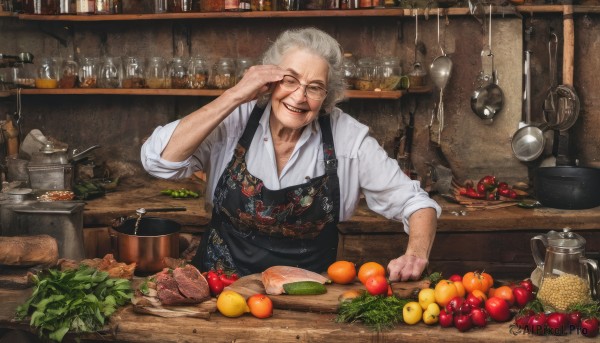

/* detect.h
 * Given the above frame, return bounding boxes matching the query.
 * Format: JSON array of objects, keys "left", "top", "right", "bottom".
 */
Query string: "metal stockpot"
[{"left": 110, "top": 217, "right": 181, "bottom": 274}]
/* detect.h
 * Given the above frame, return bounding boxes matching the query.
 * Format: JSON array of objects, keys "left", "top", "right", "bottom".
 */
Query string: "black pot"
[{"left": 534, "top": 166, "right": 600, "bottom": 210}]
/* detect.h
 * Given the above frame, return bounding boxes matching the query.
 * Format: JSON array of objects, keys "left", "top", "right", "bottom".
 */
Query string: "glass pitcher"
[{"left": 531, "top": 228, "right": 599, "bottom": 312}]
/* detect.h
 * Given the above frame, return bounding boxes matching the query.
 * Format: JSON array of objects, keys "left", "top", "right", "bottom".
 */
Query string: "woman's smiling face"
[{"left": 270, "top": 48, "right": 329, "bottom": 132}]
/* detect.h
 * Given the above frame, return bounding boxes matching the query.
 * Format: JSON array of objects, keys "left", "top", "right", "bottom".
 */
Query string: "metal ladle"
[{"left": 429, "top": 9, "right": 453, "bottom": 146}]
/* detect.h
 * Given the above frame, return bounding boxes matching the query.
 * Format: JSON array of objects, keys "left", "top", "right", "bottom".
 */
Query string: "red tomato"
[
  {"left": 485, "top": 296, "right": 511, "bottom": 322},
  {"left": 493, "top": 286, "right": 515, "bottom": 307},
  {"left": 364, "top": 275, "right": 388, "bottom": 296},
  {"left": 462, "top": 271, "right": 492, "bottom": 294}
]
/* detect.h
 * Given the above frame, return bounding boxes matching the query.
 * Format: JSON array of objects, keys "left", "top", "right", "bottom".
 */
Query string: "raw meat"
[
  {"left": 173, "top": 264, "right": 210, "bottom": 301},
  {"left": 261, "top": 266, "right": 329, "bottom": 295},
  {"left": 155, "top": 269, "right": 196, "bottom": 305}
]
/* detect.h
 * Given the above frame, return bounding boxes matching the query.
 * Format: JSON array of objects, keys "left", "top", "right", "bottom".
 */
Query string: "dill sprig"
[
  {"left": 567, "top": 301, "right": 600, "bottom": 318},
  {"left": 336, "top": 293, "right": 409, "bottom": 332}
]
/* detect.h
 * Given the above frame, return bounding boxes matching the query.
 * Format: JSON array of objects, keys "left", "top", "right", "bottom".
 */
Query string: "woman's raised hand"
[{"left": 228, "top": 64, "right": 287, "bottom": 103}]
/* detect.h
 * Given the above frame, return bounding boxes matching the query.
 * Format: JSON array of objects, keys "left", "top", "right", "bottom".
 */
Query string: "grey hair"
[{"left": 261, "top": 27, "right": 345, "bottom": 114}]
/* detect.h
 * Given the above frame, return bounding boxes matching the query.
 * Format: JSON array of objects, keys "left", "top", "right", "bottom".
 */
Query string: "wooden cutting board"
[{"left": 224, "top": 274, "right": 430, "bottom": 313}]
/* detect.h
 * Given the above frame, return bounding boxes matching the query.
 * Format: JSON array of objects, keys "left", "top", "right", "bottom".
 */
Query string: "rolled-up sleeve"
[
  {"left": 140, "top": 120, "right": 197, "bottom": 179},
  {"left": 357, "top": 135, "right": 441, "bottom": 234}
]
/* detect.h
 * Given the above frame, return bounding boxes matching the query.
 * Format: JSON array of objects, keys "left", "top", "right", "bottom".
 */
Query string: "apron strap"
[
  {"left": 238, "top": 104, "right": 265, "bottom": 149},
  {"left": 318, "top": 114, "right": 340, "bottom": 224}
]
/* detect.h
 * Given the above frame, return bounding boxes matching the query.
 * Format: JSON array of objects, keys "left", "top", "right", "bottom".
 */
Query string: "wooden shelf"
[
  {"left": 11, "top": 88, "right": 422, "bottom": 99},
  {"left": 0, "top": 90, "right": 11, "bottom": 97},
  {"left": 14, "top": 5, "right": 595, "bottom": 21}
]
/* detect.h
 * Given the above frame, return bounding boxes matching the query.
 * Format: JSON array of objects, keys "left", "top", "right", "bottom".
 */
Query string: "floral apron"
[{"left": 191, "top": 105, "right": 340, "bottom": 276}]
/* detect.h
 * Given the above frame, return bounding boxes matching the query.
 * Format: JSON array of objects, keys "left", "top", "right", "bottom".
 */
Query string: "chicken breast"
[{"left": 261, "top": 266, "right": 329, "bottom": 295}]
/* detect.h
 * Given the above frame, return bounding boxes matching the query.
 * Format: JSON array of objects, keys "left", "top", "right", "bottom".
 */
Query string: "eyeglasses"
[{"left": 279, "top": 75, "right": 328, "bottom": 101}]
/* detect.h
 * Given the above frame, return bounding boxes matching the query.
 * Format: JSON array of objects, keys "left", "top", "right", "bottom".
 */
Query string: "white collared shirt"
[{"left": 141, "top": 101, "right": 441, "bottom": 233}]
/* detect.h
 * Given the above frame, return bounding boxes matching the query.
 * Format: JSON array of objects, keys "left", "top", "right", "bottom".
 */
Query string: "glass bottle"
[
  {"left": 154, "top": 0, "right": 167, "bottom": 13},
  {"left": 75, "top": 0, "right": 94, "bottom": 14},
  {"left": 251, "top": 0, "right": 273, "bottom": 10},
  {"left": 169, "top": 57, "right": 188, "bottom": 89},
  {"left": 35, "top": 57, "right": 58, "bottom": 89},
  {"left": 378, "top": 56, "right": 402, "bottom": 90},
  {"left": 359, "top": 0, "right": 373, "bottom": 8},
  {"left": 146, "top": 57, "right": 167, "bottom": 89},
  {"left": 224, "top": 0, "right": 250, "bottom": 11},
  {"left": 278, "top": 0, "right": 299, "bottom": 10},
  {"left": 200, "top": 0, "right": 224, "bottom": 11},
  {"left": 355, "top": 57, "right": 377, "bottom": 91},
  {"left": 235, "top": 57, "right": 253, "bottom": 83},
  {"left": 97, "top": 56, "right": 120, "bottom": 88},
  {"left": 59, "top": 0, "right": 76, "bottom": 13},
  {"left": 122, "top": 56, "right": 145, "bottom": 88},
  {"left": 78, "top": 57, "right": 97, "bottom": 88},
  {"left": 58, "top": 55, "right": 79, "bottom": 88},
  {"left": 187, "top": 56, "right": 209, "bottom": 89},
  {"left": 210, "top": 57, "right": 236, "bottom": 89},
  {"left": 167, "top": 0, "right": 192, "bottom": 12},
  {"left": 95, "top": 0, "right": 111, "bottom": 13},
  {"left": 341, "top": 52, "right": 357, "bottom": 90}
]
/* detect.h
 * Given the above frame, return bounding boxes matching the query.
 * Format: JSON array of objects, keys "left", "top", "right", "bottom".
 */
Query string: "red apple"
[
  {"left": 514, "top": 310, "right": 533, "bottom": 329},
  {"left": 581, "top": 317, "right": 599, "bottom": 338},
  {"left": 568, "top": 311, "right": 582, "bottom": 329},
  {"left": 546, "top": 312, "right": 567, "bottom": 336},
  {"left": 445, "top": 296, "right": 464, "bottom": 315},
  {"left": 519, "top": 279, "right": 534, "bottom": 293},
  {"left": 512, "top": 286, "right": 533, "bottom": 308},
  {"left": 439, "top": 309, "right": 454, "bottom": 328},
  {"left": 485, "top": 296, "right": 511, "bottom": 322},
  {"left": 448, "top": 274, "right": 463, "bottom": 282},
  {"left": 528, "top": 312, "right": 547, "bottom": 336},
  {"left": 454, "top": 314, "right": 473, "bottom": 332},
  {"left": 470, "top": 307, "right": 489, "bottom": 327},
  {"left": 465, "top": 292, "right": 484, "bottom": 308}
]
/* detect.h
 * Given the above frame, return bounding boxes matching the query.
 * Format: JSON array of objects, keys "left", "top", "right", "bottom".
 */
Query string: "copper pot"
[{"left": 110, "top": 217, "right": 180, "bottom": 274}]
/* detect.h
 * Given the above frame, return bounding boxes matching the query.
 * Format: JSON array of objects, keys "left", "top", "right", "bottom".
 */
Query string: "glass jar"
[
  {"left": 408, "top": 62, "right": 427, "bottom": 88},
  {"left": 34, "top": 0, "right": 58, "bottom": 14},
  {"left": 355, "top": 57, "right": 377, "bottom": 91},
  {"left": 97, "top": 56, "right": 120, "bottom": 88},
  {"left": 341, "top": 52, "right": 357, "bottom": 90},
  {"left": 378, "top": 56, "right": 401, "bottom": 90},
  {"left": 75, "top": 0, "right": 94, "bottom": 14},
  {"left": 359, "top": 0, "right": 373, "bottom": 8},
  {"left": 146, "top": 57, "right": 167, "bottom": 89},
  {"left": 35, "top": 57, "right": 58, "bottom": 89},
  {"left": 210, "top": 57, "right": 236, "bottom": 89},
  {"left": 58, "top": 55, "right": 79, "bottom": 88},
  {"left": 11, "top": 64, "right": 36, "bottom": 88},
  {"left": 154, "top": 0, "right": 167, "bottom": 13},
  {"left": 169, "top": 57, "right": 188, "bottom": 89},
  {"left": 167, "top": 0, "right": 192, "bottom": 12},
  {"left": 187, "top": 56, "right": 209, "bottom": 89},
  {"left": 251, "top": 0, "right": 273, "bottom": 10},
  {"left": 235, "top": 57, "right": 253, "bottom": 83},
  {"left": 78, "top": 57, "right": 97, "bottom": 88},
  {"left": 301, "top": 0, "right": 323, "bottom": 9},
  {"left": 94, "top": 0, "right": 111, "bottom": 13},
  {"left": 200, "top": 0, "right": 224, "bottom": 11},
  {"left": 224, "top": 0, "right": 250, "bottom": 11},
  {"left": 59, "top": 0, "right": 76, "bottom": 13},
  {"left": 122, "top": 56, "right": 145, "bottom": 88},
  {"left": 278, "top": 0, "right": 298, "bottom": 10}
]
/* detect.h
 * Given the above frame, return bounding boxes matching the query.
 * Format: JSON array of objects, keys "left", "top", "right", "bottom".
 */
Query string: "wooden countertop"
[
  {"left": 82, "top": 176, "right": 600, "bottom": 234},
  {"left": 0, "top": 287, "right": 592, "bottom": 342}
]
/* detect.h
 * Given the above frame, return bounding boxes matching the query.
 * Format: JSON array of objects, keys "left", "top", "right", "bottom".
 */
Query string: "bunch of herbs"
[
  {"left": 15, "top": 265, "right": 133, "bottom": 342},
  {"left": 336, "top": 293, "right": 409, "bottom": 331}
]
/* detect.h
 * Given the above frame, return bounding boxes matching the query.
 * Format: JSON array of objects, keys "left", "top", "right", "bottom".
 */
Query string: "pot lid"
[{"left": 546, "top": 227, "right": 586, "bottom": 248}]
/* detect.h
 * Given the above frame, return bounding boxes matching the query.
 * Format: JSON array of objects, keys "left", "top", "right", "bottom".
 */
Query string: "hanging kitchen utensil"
[
  {"left": 429, "top": 9, "right": 453, "bottom": 146},
  {"left": 408, "top": 10, "right": 427, "bottom": 89},
  {"left": 511, "top": 50, "right": 549, "bottom": 162},
  {"left": 542, "top": 33, "right": 559, "bottom": 127},
  {"left": 470, "top": 5, "right": 504, "bottom": 122}
]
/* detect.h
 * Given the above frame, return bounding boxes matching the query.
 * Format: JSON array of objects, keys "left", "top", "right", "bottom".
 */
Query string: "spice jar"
[
  {"left": 35, "top": 57, "right": 58, "bottom": 89},
  {"left": 97, "top": 57, "right": 121, "bottom": 88},
  {"left": 59, "top": 0, "right": 76, "bottom": 13},
  {"left": 154, "top": 0, "right": 167, "bottom": 13},
  {"left": 11, "top": 64, "right": 36, "bottom": 88},
  {"left": 210, "top": 57, "right": 236, "bottom": 89},
  {"left": 341, "top": 52, "right": 357, "bottom": 90},
  {"left": 278, "top": 0, "right": 299, "bottom": 10},
  {"left": 168, "top": 57, "right": 188, "bottom": 89},
  {"left": 224, "top": 0, "right": 250, "bottom": 11},
  {"left": 78, "top": 57, "right": 97, "bottom": 88},
  {"left": 75, "top": 0, "right": 94, "bottom": 14},
  {"left": 58, "top": 55, "right": 79, "bottom": 88},
  {"left": 200, "top": 0, "right": 224, "bottom": 11},
  {"left": 235, "top": 57, "right": 253, "bottom": 83},
  {"left": 146, "top": 57, "right": 167, "bottom": 89},
  {"left": 167, "top": 0, "right": 192, "bottom": 12},
  {"left": 408, "top": 62, "right": 427, "bottom": 89},
  {"left": 95, "top": 0, "right": 112, "bottom": 13},
  {"left": 354, "top": 57, "right": 377, "bottom": 91},
  {"left": 122, "top": 56, "right": 145, "bottom": 88},
  {"left": 187, "top": 56, "right": 209, "bottom": 89},
  {"left": 251, "top": 0, "right": 273, "bottom": 10},
  {"left": 378, "top": 56, "right": 401, "bottom": 90}
]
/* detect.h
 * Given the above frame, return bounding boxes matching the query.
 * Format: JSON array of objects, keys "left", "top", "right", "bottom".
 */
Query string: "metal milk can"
[{"left": 531, "top": 228, "right": 599, "bottom": 312}]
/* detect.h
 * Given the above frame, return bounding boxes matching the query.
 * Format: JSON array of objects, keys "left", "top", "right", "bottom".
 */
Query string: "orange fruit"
[
  {"left": 327, "top": 261, "right": 357, "bottom": 285},
  {"left": 357, "top": 262, "right": 386, "bottom": 285},
  {"left": 247, "top": 294, "right": 273, "bottom": 319},
  {"left": 434, "top": 279, "right": 459, "bottom": 308},
  {"left": 493, "top": 286, "right": 515, "bottom": 306}
]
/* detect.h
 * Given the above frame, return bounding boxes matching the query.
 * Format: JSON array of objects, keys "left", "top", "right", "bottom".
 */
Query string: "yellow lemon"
[
  {"left": 418, "top": 288, "right": 436, "bottom": 310},
  {"left": 402, "top": 301, "right": 423, "bottom": 325},
  {"left": 217, "top": 290, "right": 250, "bottom": 318}
]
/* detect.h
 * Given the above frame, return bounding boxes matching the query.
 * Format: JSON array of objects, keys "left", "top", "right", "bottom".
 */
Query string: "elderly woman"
[{"left": 141, "top": 27, "right": 441, "bottom": 281}]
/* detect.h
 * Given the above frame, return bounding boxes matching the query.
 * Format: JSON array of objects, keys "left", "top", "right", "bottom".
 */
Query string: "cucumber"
[{"left": 282, "top": 281, "right": 327, "bottom": 295}]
